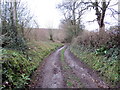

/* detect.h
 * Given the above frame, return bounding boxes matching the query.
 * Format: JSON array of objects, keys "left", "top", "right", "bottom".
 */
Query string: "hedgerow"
[
  {"left": 70, "top": 26, "right": 120, "bottom": 87},
  {"left": 2, "top": 41, "right": 62, "bottom": 89}
]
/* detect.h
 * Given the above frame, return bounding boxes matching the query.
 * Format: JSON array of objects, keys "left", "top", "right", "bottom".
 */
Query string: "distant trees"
[
  {"left": 58, "top": 0, "right": 119, "bottom": 39},
  {"left": 48, "top": 28, "right": 54, "bottom": 42},
  {"left": 57, "top": 0, "right": 85, "bottom": 42},
  {"left": 1, "top": 0, "right": 33, "bottom": 51}
]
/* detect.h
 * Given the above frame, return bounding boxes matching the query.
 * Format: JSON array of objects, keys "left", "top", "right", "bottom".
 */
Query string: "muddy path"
[
  {"left": 64, "top": 47, "right": 109, "bottom": 88},
  {"left": 30, "top": 46, "right": 66, "bottom": 88},
  {"left": 30, "top": 46, "right": 109, "bottom": 88}
]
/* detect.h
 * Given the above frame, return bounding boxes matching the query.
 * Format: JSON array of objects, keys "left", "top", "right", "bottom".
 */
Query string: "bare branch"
[
  {"left": 108, "top": 1, "right": 118, "bottom": 7},
  {"left": 87, "top": 19, "right": 97, "bottom": 23},
  {"left": 106, "top": 0, "right": 112, "bottom": 7}
]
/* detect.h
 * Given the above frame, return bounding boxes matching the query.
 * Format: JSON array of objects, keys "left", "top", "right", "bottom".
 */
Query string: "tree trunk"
[
  {"left": 94, "top": 0, "right": 107, "bottom": 35},
  {"left": 99, "top": 24, "right": 105, "bottom": 36},
  {"left": 72, "top": 1, "right": 76, "bottom": 36}
]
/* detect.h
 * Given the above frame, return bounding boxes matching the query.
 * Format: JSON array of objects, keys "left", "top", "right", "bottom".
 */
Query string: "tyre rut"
[
  {"left": 30, "top": 46, "right": 109, "bottom": 88},
  {"left": 64, "top": 47, "right": 109, "bottom": 88},
  {"left": 31, "top": 46, "right": 65, "bottom": 88}
]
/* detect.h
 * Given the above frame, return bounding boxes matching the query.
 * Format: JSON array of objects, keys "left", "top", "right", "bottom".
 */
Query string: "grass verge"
[
  {"left": 70, "top": 45, "right": 119, "bottom": 87},
  {"left": 2, "top": 41, "right": 62, "bottom": 89}
]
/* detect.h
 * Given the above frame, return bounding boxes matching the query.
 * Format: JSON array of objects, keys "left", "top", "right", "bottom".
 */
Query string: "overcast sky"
[
  {"left": 24, "top": 0, "right": 63, "bottom": 29},
  {"left": 24, "top": 0, "right": 118, "bottom": 31}
]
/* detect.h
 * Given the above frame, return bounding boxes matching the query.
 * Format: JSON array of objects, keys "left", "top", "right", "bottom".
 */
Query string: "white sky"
[
  {"left": 24, "top": 0, "right": 118, "bottom": 31},
  {"left": 24, "top": 0, "right": 63, "bottom": 29}
]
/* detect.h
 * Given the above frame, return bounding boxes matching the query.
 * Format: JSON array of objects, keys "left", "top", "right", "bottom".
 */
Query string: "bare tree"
[
  {"left": 91, "top": 0, "right": 112, "bottom": 34},
  {"left": 57, "top": 0, "right": 85, "bottom": 37},
  {"left": 1, "top": 0, "right": 33, "bottom": 50},
  {"left": 83, "top": 0, "right": 119, "bottom": 35},
  {"left": 58, "top": 0, "right": 119, "bottom": 37},
  {"left": 49, "top": 28, "right": 54, "bottom": 42}
]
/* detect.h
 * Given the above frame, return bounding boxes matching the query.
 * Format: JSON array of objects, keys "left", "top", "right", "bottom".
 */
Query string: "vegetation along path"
[{"left": 30, "top": 46, "right": 110, "bottom": 88}]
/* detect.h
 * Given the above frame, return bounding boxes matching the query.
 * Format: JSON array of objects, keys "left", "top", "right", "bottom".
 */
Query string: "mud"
[
  {"left": 30, "top": 46, "right": 109, "bottom": 88},
  {"left": 64, "top": 47, "right": 109, "bottom": 88},
  {"left": 30, "top": 46, "right": 65, "bottom": 88}
]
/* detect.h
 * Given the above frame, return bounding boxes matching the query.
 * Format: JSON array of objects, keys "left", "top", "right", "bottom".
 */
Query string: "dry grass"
[
  {"left": 24, "top": 28, "right": 66, "bottom": 43},
  {"left": 24, "top": 28, "right": 49, "bottom": 41}
]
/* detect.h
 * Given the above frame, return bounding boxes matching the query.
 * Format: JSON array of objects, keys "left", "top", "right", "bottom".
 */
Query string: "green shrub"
[
  {"left": 2, "top": 49, "right": 33, "bottom": 89},
  {"left": 70, "top": 45, "right": 119, "bottom": 87},
  {"left": 95, "top": 46, "right": 107, "bottom": 55},
  {"left": 2, "top": 41, "right": 62, "bottom": 89}
]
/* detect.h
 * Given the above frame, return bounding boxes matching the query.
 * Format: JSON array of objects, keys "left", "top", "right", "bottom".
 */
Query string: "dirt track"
[
  {"left": 30, "top": 46, "right": 109, "bottom": 88},
  {"left": 41, "top": 46, "right": 65, "bottom": 88},
  {"left": 30, "top": 46, "right": 65, "bottom": 88},
  {"left": 64, "top": 47, "right": 109, "bottom": 88}
]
